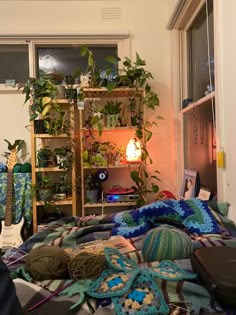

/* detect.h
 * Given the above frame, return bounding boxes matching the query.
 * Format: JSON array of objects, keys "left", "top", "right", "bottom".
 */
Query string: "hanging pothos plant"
[{"left": 105, "top": 52, "right": 163, "bottom": 205}]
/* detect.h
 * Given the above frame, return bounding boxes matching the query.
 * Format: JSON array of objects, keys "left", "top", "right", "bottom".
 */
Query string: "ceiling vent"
[{"left": 100, "top": 7, "right": 122, "bottom": 20}]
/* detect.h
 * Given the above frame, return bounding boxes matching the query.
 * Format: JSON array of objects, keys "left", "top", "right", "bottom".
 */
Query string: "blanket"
[{"left": 3, "top": 199, "right": 236, "bottom": 314}]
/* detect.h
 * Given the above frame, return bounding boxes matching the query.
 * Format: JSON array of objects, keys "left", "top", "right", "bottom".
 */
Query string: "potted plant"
[
  {"left": 53, "top": 173, "right": 71, "bottom": 200},
  {"left": 43, "top": 111, "right": 70, "bottom": 136},
  {"left": 84, "top": 170, "right": 102, "bottom": 203},
  {"left": 64, "top": 74, "right": 79, "bottom": 102},
  {"left": 20, "top": 73, "right": 64, "bottom": 134},
  {"left": 34, "top": 173, "right": 53, "bottom": 202},
  {"left": 54, "top": 146, "right": 73, "bottom": 171},
  {"left": 101, "top": 100, "right": 122, "bottom": 128},
  {"left": 80, "top": 46, "right": 98, "bottom": 88},
  {"left": 37, "top": 146, "right": 54, "bottom": 167}
]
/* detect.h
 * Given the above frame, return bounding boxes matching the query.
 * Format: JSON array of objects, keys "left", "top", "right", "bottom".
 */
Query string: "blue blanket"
[{"left": 111, "top": 199, "right": 220, "bottom": 237}]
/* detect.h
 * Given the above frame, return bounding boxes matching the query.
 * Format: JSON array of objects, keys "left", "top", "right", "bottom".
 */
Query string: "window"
[
  {"left": 168, "top": 0, "right": 216, "bottom": 197},
  {"left": 36, "top": 44, "right": 118, "bottom": 78},
  {"left": 0, "top": 35, "right": 129, "bottom": 90},
  {"left": 0, "top": 44, "right": 29, "bottom": 84},
  {"left": 187, "top": 0, "right": 214, "bottom": 102}
]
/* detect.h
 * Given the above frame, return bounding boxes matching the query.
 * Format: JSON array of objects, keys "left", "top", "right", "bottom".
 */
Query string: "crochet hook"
[{"left": 27, "top": 280, "right": 75, "bottom": 311}]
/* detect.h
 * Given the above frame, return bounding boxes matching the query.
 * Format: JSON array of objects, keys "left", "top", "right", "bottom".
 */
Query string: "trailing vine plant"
[{"left": 78, "top": 48, "right": 163, "bottom": 205}]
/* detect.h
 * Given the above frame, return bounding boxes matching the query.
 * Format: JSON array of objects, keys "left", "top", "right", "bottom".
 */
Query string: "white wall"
[
  {"left": 0, "top": 1, "right": 175, "bottom": 197},
  {"left": 214, "top": 0, "right": 236, "bottom": 211}
]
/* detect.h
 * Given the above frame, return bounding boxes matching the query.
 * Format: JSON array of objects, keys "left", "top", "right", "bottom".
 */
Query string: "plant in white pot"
[
  {"left": 101, "top": 100, "right": 122, "bottom": 128},
  {"left": 84, "top": 171, "right": 102, "bottom": 203}
]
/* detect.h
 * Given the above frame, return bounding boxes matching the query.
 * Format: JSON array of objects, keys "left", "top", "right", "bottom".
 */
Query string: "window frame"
[
  {"left": 167, "top": 0, "right": 215, "bottom": 197},
  {"left": 0, "top": 34, "right": 130, "bottom": 93}
]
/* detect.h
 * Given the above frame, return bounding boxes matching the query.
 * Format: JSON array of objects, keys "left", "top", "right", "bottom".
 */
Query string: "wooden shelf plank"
[
  {"left": 36, "top": 198, "right": 73, "bottom": 206},
  {"left": 83, "top": 87, "right": 144, "bottom": 98},
  {"left": 83, "top": 163, "right": 140, "bottom": 169},
  {"left": 34, "top": 134, "right": 70, "bottom": 138},
  {"left": 84, "top": 201, "right": 136, "bottom": 208},
  {"left": 180, "top": 91, "right": 215, "bottom": 114},
  {"left": 35, "top": 166, "right": 63, "bottom": 172}
]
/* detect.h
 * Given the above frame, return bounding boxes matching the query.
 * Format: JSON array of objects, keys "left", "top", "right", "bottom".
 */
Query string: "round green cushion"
[{"left": 141, "top": 225, "right": 193, "bottom": 262}]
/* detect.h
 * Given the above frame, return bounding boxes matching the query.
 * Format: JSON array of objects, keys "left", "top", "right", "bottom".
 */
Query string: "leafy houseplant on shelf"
[
  {"left": 33, "top": 173, "right": 53, "bottom": 202},
  {"left": 20, "top": 73, "right": 65, "bottom": 135},
  {"left": 53, "top": 173, "right": 72, "bottom": 200},
  {"left": 101, "top": 100, "right": 122, "bottom": 128},
  {"left": 54, "top": 146, "right": 73, "bottom": 171},
  {"left": 84, "top": 170, "right": 102, "bottom": 203},
  {"left": 37, "top": 146, "right": 54, "bottom": 167}
]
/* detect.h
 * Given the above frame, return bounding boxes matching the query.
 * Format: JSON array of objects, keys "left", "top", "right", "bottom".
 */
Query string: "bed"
[{"left": 3, "top": 198, "right": 236, "bottom": 315}]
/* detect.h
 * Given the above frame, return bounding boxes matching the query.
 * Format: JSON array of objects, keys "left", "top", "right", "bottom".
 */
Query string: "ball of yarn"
[
  {"left": 68, "top": 251, "right": 107, "bottom": 280},
  {"left": 141, "top": 226, "right": 193, "bottom": 262},
  {"left": 25, "top": 245, "right": 70, "bottom": 281},
  {"left": 21, "top": 162, "right": 32, "bottom": 173},
  {"left": 13, "top": 163, "right": 22, "bottom": 173}
]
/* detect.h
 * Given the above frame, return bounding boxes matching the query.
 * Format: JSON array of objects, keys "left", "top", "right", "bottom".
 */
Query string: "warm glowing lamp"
[{"left": 126, "top": 138, "right": 142, "bottom": 163}]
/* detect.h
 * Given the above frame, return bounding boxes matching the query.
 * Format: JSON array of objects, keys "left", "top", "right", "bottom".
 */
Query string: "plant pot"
[
  {"left": 86, "top": 189, "right": 98, "bottom": 203},
  {"left": 34, "top": 119, "right": 47, "bottom": 134},
  {"left": 38, "top": 188, "right": 53, "bottom": 202}
]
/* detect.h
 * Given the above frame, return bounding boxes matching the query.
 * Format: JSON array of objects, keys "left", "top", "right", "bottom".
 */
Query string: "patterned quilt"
[{"left": 3, "top": 199, "right": 236, "bottom": 315}]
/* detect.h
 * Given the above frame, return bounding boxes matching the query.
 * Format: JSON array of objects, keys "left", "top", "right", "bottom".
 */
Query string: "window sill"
[
  {"left": 0, "top": 85, "right": 21, "bottom": 94},
  {"left": 180, "top": 91, "right": 215, "bottom": 114}
]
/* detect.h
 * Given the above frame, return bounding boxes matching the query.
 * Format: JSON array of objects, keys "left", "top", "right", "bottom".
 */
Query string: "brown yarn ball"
[
  {"left": 25, "top": 245, "right": 70, "bottom": 281},
  {"left": 68, "top": 251, "right": 107, "bottom": 280}
]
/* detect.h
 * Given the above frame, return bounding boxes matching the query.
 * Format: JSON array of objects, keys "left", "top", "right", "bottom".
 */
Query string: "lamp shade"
[{"left": 126, "top": 138, "right": 141, "bottom": 163}]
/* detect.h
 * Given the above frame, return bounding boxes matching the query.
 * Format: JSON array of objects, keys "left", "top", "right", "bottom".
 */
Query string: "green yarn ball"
[
  {"left": 25, "top": 245, "right": 70, "bottom": 281},
  {"left": 13, "top": 164, "right": 22, "bottom": 173},
  {"left": 21, "top": 162, "right": 32, "bottom": 173},
  {"left": 141, "top": 226, "right": 193, "bottom": 262}
]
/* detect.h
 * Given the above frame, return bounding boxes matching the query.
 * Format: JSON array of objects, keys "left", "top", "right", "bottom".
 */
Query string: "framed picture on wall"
[{"left": 181, "top": 169, "right": 200, "bottom": 200}]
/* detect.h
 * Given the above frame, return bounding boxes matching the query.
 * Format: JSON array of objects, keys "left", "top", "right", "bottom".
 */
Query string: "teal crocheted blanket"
[
  {"left": 111, "top": 199, "right": 219, "bottom": 238},
  {"left": 87, "top": 247, "right": 197, "bottom": 315}
]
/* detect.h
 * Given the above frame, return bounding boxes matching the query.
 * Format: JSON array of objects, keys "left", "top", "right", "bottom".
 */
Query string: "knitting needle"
[
  {"left": 6, "top": 243, "right": 52, "bottom": 267},
  {"left": 27, "top": 280, "right": 75, "bottom": 311}
]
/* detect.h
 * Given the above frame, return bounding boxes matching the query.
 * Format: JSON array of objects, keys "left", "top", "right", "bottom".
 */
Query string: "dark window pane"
[
  {"left": 36, "top": 45, "right": 117, "bottom": 80},
  {"left": 184, "top": 102, "right": 216, "bottom": 195},
  {"left": 188, "top": 0, "right": 214, "bottom": 101},
  {"left": 0, "top": 44, "right": 29, "bottom": 84}
]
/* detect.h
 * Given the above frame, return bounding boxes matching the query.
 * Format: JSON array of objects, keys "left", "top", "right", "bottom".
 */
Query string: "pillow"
[{"left": 207, "top": 200, "right": 229, "bottom": 217}]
